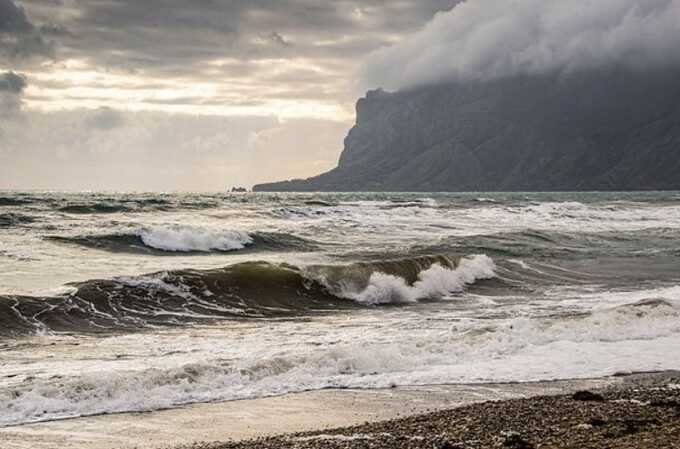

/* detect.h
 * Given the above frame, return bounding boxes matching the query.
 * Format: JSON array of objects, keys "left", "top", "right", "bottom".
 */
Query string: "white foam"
[
  {"left": 137, "top": 224, "right": 252, "bottom": 252},
  {"left": 507, "top": 259, "right": 530, "bottom": 270},
  {"left": 272, "top": 199, "right": 680, "bottom": 243},
  {"left": 546, "top": 285, "right": 680, "bottom": 310},
  {"left": 1, "top": 294, "right": 679, "bottom": 427},
  {"left": 346, "top": 255, "right": 496, "bottom": 305}
]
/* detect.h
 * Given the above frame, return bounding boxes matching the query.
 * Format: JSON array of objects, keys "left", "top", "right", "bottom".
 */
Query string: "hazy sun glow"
[
  {"left": 0, "top": 0, "right": 456, "bottom": 190},
  {"left": 19, "top": 59, "right": 353, "bottom": 120}
]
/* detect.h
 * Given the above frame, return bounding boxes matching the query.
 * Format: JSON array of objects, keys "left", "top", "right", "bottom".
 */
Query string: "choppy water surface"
[{"left": 1, "top": 191, "right": 679, "bottom": 426}]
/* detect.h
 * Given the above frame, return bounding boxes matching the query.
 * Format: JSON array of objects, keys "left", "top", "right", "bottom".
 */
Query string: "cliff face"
[{"left": 254, "top": 68, "right": 680, "bottom": 192}]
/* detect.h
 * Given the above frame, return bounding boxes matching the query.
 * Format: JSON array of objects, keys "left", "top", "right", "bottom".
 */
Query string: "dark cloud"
[
  {"left": 11, "top": 0, "right": 459, "bottom": 116},
  {"left": 1, "top": 0, "right": 463, "bottom": 189},
  {"left": 39, "top": 22, "right": 73, "bottom": 37},
  {"left": 0, "top": 0, "right": 32, "bottom": 33},
  {"left": 19, "top": 0, "right": 457, "bottom": 72},
  {"left": 262, "top": 32, "right": 291, "bottom": 47},
  {"left": 362, "top": 0, "right": 680, "bottom": 91},
  {"left": 0, "top": 0, "right": 54, "bottom": 64},
  {"left": 0, "top": 70, "right": 26, "bottom": 92}
]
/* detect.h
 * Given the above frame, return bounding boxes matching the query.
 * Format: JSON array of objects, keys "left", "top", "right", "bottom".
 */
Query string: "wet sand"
[
  {"left": 0, "top": 375, "right": 651, "bottom": 449},
  {"left": 191, "top": 373, "right": 680, "bottom": 449}
]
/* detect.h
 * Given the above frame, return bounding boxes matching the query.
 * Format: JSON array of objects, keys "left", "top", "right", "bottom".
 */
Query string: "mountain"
[{"left": 253, "top": 68, "right": 680, "bottom": 192}]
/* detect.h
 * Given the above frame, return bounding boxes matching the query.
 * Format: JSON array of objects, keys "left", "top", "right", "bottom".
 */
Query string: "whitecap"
[
  {"left": 346, "top": 255, "right": 496, "bottom": 305},
  {"left": 137, "top": 224, "right": 252, "bottom": 252}
]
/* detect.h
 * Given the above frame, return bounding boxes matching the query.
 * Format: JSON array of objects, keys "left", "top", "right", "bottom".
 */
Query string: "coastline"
[
  {"left": 190, "top": 371, "right": 680, "bottom": 449},
  {"left": 2, "top": 372, "right": 677, "bottom": 449}
]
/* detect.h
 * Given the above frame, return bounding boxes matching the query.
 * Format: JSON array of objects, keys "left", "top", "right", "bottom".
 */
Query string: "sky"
[
  {"left": 0, "top": 0, "right": 457, "bottom": 191},
  {"left": 4, "top": 0, "right": 677, "bottom": 191},
  {"left": 363, "top": 0, "right": 680, "bottom": 90}
]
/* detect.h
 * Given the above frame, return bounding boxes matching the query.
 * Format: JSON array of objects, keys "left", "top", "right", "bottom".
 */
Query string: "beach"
[
  {"left": 179, "top": 372, "right": 680, "bottom": 449},
  {"left": 2, "top": 192, "right": 680, "bottom": 447},
  {"left": 2, "top": 372, "right": 677, "bottom": 449},
  {"left": 5, "top": 1, "right": 680, "bottom": 447}
]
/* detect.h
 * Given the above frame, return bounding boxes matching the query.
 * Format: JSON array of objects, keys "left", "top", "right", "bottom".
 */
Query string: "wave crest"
[
  {"left": 0, "top": 255, "right": 494, "bottom": 336},
  {"left": 138, "top": 224, "right": 252, "bottom": 252},
  {"left": 46, "top": 226, "right": 316, "bottom": 255},
  {"left": 343, "top": 255, "right": 496, "bottom": 304}
]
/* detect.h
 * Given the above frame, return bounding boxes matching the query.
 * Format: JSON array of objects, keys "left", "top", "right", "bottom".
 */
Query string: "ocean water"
[{"left": 1, "top": 191, "right": 679, "bottom": 426}]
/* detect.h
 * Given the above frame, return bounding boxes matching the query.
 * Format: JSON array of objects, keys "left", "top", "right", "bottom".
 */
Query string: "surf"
[{"left": 0, "top": 254, "right": 495, "bottom": 337}]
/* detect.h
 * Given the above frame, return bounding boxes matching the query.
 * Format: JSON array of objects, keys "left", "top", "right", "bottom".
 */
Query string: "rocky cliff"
[{"left": 254, "top": 68, "right": 680, "bottom": 191}]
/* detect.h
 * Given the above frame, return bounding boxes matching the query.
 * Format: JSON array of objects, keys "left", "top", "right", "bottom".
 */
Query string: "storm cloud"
[
  {"left": 18, "top": 0, "right": 456, "bottom": 72},
  {"left": 0, "top": 0, "right": 53, "bottom": 64},
  {"left": 362, "top": 0, "right": 680, "bottom": 91},
  {"left": 0, "top": 70, "right": 25, "bottom": 92},
  {"left": 10, "top": 0, "right": 458, "bottom": 117},
  {"left": 1, "top": 0, "right": 460, "bottom": 190}
]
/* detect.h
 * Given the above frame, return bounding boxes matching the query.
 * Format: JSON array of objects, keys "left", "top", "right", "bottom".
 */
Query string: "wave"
[
  {"left": 45, "top": 225, "right": 315, "bottom": 254},
  {"left": 416, "top": 228, "right": 680, "bottom": 260},
  {"left": 271, "top": 206, "right": 332, "bottom": 219},
  {"left": 0, "top": 255, "right": 494, "bottom": 337},
  {"left": 0, "top": 196, "right": 35, "bottom": 206},
  {"left": 303, "top": 200, "right": 336, "bottom": 207},
  {"left": 137, "top": 224, "right": 252, "bottom": 252},
  {"left": 312, "top": 254, "right": 496, "bottom": 305},
  {"left": 478, "top": 298, "right": 680, "bottom": 347},
  {"left": 0, "top": 213, "right": 35, "bottom": 228},
  {"left": 58, "top": 204, "right": 131, "bottom": 214},
  {"left": 1, "top": 296, "right": 678, "bottom": 426},
  {"left": 270, "top": 198, "right": 439, "bottom": 220},
  {"left": 53, "top": 198, "right": 217, "bottom": 214}
]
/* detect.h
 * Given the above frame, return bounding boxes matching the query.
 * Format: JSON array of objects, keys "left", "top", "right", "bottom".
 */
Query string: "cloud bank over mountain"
[
  {"left": 362, "top": 0, "right": 680, "bottom": 91},
  {"left": 257, "top": 0, "right": 680, "bottom": 192}
]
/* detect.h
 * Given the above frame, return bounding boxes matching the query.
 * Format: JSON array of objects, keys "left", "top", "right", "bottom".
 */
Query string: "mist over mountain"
[
  {"left": 254, "top": 0, "right": 680, "bottom": 192},
  {"left": 361, "top": 0, "right": 680, "bottom": 90}
]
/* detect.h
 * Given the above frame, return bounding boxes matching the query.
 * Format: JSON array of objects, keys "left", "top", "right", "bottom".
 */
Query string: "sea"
[{"left": 1, "top": 191, "right": 679, "bottom": 427}]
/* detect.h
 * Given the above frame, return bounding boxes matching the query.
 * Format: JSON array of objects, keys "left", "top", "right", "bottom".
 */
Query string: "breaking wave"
[
  {"left": 1, "top": 296, "right": 678, "bottom": 426},
  {"left": 137, "top": 225, "right": 251, "bottom": 252},
  {"left": 0, "top": 255, "right": 494, "bottom": 337},
  {"left": 45, "top": 225, "right": 316, "bottom": 254},
  {"left": 325, "top": 255, "right": 495, "bottom": 304}
]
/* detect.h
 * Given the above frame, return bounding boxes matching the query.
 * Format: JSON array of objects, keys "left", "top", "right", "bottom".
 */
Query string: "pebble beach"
[{"left": 175, "top": 372, "right": 680, "bottom": 449}]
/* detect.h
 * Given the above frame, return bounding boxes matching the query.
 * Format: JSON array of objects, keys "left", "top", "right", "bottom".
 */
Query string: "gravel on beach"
[{"left": 173, "top": 375, "right": 680, "bottom": 449}]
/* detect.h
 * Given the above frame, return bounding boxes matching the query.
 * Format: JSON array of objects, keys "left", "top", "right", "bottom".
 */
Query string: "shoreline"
[
  {"left": 2, "top": 372, "right": 677, "bottom": 449},
  {"left": 178, "top": 371, "right": 680, "bottom": 449}
]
